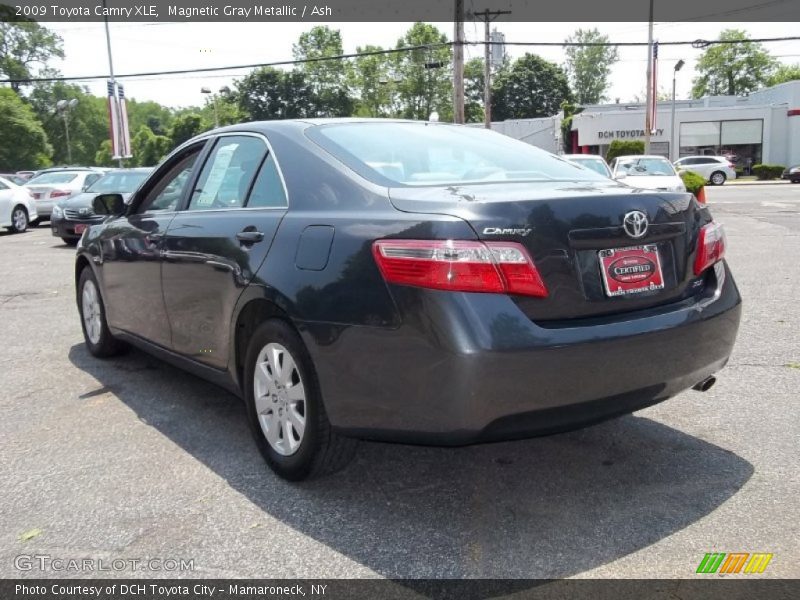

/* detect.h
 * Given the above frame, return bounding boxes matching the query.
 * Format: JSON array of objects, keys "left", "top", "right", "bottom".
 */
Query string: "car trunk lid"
[{"left": 388, "top": 181, "right": 708, "bottom": 321}]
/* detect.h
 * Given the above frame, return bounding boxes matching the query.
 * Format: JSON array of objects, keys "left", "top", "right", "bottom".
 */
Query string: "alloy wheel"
[
  {"left": 81, "top": 279, "right": 103, "bottom": 345},
  {"left": 12, "top": 208, "right": 27, "bottom": 232},
  {"left": 253, "top": 342, "right": 307, "bottom": 456}
]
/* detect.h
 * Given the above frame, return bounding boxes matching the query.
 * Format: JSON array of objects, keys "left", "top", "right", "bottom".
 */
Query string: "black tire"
[
  {"left": 7, "top": 205, "right": 28, "bottom": 233},
  {"left": 62, "top": 237, "right": 79, "bottom": 246},
  {"left": 243, "top": 319, "right": 357, "bottom": 481},
  {"left": 709, "top": 171, "right": 727, "bottom": 186},
  {"left": 77, "top": 267, "right": 127, "bottom": 358}
]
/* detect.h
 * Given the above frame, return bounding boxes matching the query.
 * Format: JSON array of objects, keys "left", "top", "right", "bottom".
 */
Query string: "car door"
[
  {"left": 0, "top": 180, "right": 11, "bottom": 224},
  {"left": 161, "top": 133, "right": 288, "bottom": 368},
  {"left": 98, "top": 142, "right": 207, "bottom": 347}
]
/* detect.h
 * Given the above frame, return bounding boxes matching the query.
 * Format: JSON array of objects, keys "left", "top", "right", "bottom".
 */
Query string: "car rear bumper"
[{"left": 301, "top": 261, "right": 741, "bottom": 445}]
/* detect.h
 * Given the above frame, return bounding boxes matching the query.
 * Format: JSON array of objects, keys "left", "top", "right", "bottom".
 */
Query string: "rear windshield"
[
  {"left": 616, "top": 158, "right": 676, "bottom": 177},
  {"left": 26, "top": 172, "right": 79, "bottom": 185},
  {"left": 569, "top": 157, "right": 610, "bottom": 177},
  {"left": 88, "top": 171, "right": 150, "bottom": 193},
  {"left": 309, "top": 122, "right": 607, "bottom": 186}
]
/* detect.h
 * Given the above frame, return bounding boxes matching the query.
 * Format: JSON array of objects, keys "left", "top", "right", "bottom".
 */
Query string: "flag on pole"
[
  {"left": 117, "top": 83, "right": 132, "bottom": 158},
  {"left": 107, "top": 79, "right": 121, "bottom": 159},
  {"left": 106, "top": 79, "right": 132, "bottom": 159},
  {"left": 649, "top": 41, "right": 659, "bottom": 134}
]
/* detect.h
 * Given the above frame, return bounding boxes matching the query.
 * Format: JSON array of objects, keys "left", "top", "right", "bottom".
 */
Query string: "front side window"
[
  {"left": 138, "top": 149, "right": 201, "bottom": 213},
  {"left": 309, "top": 122, "right": 606, "bottom": 187},
  {"left": 188, "top": 136, "right": 266, "bottom": 211}
]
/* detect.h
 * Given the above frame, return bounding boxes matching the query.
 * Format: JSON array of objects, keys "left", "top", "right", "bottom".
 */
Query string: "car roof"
[
  {"left": 676, "top": 155, "right": 725, "bottom": 160},
  {"left": 97, "top": 167, "right": 152, "bottom": 174},
  {"left": 615, "top": 155, "right": 671, "bottom": 160},
  {"left": 563, "top": 154, "right": 606, "bottom": 160}
]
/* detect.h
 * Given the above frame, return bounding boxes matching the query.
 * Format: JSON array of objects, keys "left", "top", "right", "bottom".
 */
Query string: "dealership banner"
[
  {"left": 2, "top": 0, "right": 800, "bottom": 22},
  {"left": 3, "top": 580, "right": 800, "bottom": 600}
]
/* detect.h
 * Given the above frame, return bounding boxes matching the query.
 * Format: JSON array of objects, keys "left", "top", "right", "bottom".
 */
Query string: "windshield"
[
  {"left": 88, "top": 171, "right": 149, "bottom": 193},
  {"left": 616, "top": 158, "right": 676, "bottom": 177},
  {"left": 310, "top": 122, "right": 608, "bottom": 186},
  {"left": 569, "top": 158, "right": 610, "bottom": 177},
  {"left": 26, "top": 172, "right": 79, "bottom": 185}
]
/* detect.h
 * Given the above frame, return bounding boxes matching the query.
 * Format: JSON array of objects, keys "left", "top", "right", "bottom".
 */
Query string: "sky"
[{"left": 44, "top": 21, "right": 800, "bottom": 109}]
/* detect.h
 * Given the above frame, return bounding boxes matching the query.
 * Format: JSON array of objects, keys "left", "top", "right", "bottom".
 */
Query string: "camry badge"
[
  {"left": 482, "top": 227, "right": 532, "bottom": 236},
  {"left": 623, "top": 211, "right": 648, "bottom": 239}
]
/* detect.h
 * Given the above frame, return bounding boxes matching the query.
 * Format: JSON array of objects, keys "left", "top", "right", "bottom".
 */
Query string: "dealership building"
[{"left": 490, "top": 81, "right": 800, "bottom": 169}]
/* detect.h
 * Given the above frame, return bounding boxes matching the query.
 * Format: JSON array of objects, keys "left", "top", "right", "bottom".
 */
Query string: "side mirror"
[{"left": 92, "top": 193, "right": 126, "bottom": 216}]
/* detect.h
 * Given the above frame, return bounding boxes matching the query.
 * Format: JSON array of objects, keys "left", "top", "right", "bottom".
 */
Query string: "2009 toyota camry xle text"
[{"left": 75, "top": 120, "right": 741, "bottom": 480}]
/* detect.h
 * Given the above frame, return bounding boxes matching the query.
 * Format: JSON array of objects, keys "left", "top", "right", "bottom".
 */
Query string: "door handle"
[{"left": 236, "top": 230, "right": 264, "bottom": 244}]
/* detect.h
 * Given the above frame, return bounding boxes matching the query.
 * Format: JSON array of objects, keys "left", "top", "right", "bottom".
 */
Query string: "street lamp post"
[
  {"left": 201, "top": 87, "right": 219, "bottom": 128},
  {"left": 56, "top": 98, "right": 79, "bottom": 164},
  {"left": 670, "top": 59, "right": 685, "bottom": 162}
]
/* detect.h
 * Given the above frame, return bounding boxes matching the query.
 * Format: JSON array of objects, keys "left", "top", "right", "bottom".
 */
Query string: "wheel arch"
[{"left": 232, "top": 296, "right": 299, "bottom": 392}]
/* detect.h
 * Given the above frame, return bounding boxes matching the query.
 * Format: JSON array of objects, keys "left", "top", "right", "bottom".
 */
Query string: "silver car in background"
[
  {"left": 674, "top": 156, "right": 737, "bottom": 186},
  {"left": 610, "top": 155, "right": 687, "bottom": 192},
  {"left": 563, "top": 154, "right": 613, "bottom": 178},
  {"left": 23, "top": 170, "right": 104, "bottom": 222}
]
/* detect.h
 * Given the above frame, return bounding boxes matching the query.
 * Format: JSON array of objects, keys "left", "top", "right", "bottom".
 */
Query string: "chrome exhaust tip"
[{"left": 692, "top": 376, "right": 717, "bottom": 392}]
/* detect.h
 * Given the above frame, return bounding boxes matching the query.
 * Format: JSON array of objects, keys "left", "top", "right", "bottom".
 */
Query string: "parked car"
[
  {"left": 562, "top": 154, "right": 612, "bottom": 178},
  {"left": 674, "top": 156, "right": 737, "bottom": 186},
  {"left": 610, "top": 155, "right": 687, "bottom": 192},
  {"left": 0, "top": 176, "right": 38, "bottom": 233},
  {"left": 24, "top": 170, "right": 104, "bottom": 222},
  {"left": 51, "top": 168, "right": 152, "bottom": 245},
  {"left": 0, "top": 173, "right": 28, "bottom": 185},
  {"left": 75, "top": 120, "right": 741, "bottom": 480},
  {"left": 781, "top": 165, "right": 800, "bottom": 183},
  {"left": 15, "top": 171, "right": 36, "bottom": 181}
]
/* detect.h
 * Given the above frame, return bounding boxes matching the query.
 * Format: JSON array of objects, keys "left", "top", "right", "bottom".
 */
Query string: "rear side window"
[
  {"left": 189, "top": 136, "right": 266, "bottom": 211},
  {"left": 246, "top": 154, "right": 287, "bottom": 208}
]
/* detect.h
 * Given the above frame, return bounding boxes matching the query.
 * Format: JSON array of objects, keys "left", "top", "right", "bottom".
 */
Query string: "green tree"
[
  {"left": 0, "top": 20, "right": 64, "bottom": 92},
  {"left": 691, "top": 29, "right": 778, "bottom": 97},
  {"left": 131, "top": 125, "right": 171, "bottom": 167},
  {"left": 0, "top": 87, "right": 52, "bottom": 169},
  {"left": 605, "top": 140, "right": 644, "bottom": 163},
  {"left": 464, "top": 57, "right": 485, "bottom": 124},
  {"left": 349, "top": 45, "right": 393, "bottom": 117},
  {"left": 235, "top": 66, "right": 317, "bottom": 120},
  {"left": 491, "top": 54, "right": 572, "bottom": 121},
  {"left": 768, "top": 63, "right": 800, "bottom": 86},
  {"left": 392, "top": 22, "right": 453, "bottom": 121},
  {"left": 126, "top": 99, "right": 175, "bottom": 136},
  {"left": 94, "top": 139, "right": 115, "bottom": 167},
  {"left": 27, "top": 82, "right": 108, "bottom": 165},
  {"left": 292, "top": 26, "right": 353, "bottom": 117},
  {"left": 564, "top": 28, "right": 619, "bottom": 104},
  {"left": 169, "top": 113, "right": 206, "bottom": 147}
]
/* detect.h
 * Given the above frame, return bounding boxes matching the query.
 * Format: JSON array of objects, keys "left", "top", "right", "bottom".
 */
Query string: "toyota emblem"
[{"left": 623, "top": 211, "right": 649, "bottom": 239}]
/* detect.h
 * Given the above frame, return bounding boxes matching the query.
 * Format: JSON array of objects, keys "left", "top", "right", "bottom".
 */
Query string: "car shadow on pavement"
[{"left": 69, "top": 343, "right": 753, "bottom": 580}]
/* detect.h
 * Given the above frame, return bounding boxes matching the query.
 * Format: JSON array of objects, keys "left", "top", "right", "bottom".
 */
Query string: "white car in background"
[
  {"left": 674, "top": 155, "right": 737, "bottom": 186},
  {"left": 23, "top": 170, "right": 104, "bottom": 222},
  {"left": 0, "top": 176, "right": 38, "bottom": 233},
  {"left": 563, "top": 154, "right": 613, "bottom": 178},
  {"left": 610, "top": 155, "right": 687, "bottom": 192}
]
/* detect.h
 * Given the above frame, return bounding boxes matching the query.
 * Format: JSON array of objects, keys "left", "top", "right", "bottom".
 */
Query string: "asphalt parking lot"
[{"left": 1, "top": 184, "right": 798, "bottom": 580}]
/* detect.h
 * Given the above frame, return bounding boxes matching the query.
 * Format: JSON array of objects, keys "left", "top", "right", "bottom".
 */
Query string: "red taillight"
[
  {"left": 694, "top": 222, "right": 726, "bottom": 276},
  {"left": 372, "top": 239, "right": 548, "bottom": 297},
  {"left": 50, "top": 189, "right": 71, "bottom": 198}
]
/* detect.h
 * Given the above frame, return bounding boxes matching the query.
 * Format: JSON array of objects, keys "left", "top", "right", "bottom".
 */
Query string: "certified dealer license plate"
[{"left": 599, "top": 245, "right": 664, "bottom": 297}]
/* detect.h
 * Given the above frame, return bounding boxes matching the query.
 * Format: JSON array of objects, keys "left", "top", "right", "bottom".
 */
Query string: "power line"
[{"left": 2, "top": 36, "right": 798, "bottom": 85}]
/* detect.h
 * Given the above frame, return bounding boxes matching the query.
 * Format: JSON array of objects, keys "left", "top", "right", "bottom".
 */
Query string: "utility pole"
[
  {"left": 453, "top": 0, "right": 465, "bottom": 124},
  {"left": 643, "top": 0, "right": 654, "bottom": 154},
  {"left": 670, "top": 59, "right": 685, "bottom": 161},
  {"left": 473, "top": 9, "right": 511, "bottom": 129}
]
